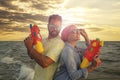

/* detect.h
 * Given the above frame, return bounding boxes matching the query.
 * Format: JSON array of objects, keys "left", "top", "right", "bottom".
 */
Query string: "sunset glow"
[{"left": 0, "top": 0, "right": 120, "bottom": 41}]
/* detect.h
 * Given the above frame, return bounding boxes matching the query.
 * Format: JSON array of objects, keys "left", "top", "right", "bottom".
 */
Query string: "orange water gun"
[
  {"left": 80, "top": 38, "right": 104, "bottom": 68},
  {"left": 30, "top": 24, "right": 44, "bottom": 53}
]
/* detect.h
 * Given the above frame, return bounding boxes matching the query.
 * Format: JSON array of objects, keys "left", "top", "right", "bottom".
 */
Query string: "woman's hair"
[{"left": 61, "top": 25, "right": 77, "bottom": 42}]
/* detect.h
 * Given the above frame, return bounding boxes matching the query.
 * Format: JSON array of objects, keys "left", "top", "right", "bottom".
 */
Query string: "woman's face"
[{"left": 68, "top": 29, "right": 81, "bottom": 42}]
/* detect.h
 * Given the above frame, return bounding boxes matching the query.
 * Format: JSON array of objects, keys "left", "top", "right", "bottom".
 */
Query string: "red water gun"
[
  {"left": 80, "top": 38, "right": 104, "bottom": 68},
  {"left": 30, "top": 24, "right": 44, "bottom": 53}
]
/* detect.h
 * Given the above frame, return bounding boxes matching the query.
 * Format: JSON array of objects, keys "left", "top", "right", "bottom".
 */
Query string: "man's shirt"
[{"left": 33, "top": 36, "right": 64, "bottom": 80}]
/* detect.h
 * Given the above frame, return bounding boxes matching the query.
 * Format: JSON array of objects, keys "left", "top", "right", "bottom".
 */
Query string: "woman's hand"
[
  {"left": 80, "top": 29, "right": 90, "bottom": 44},
  {"left": 91, "top": 54, "right": 100, "bottom": 67},
  {"left": 80, "top": 29, "right": 88, "bottom": 38},
  {"left": 87, "top": 53, "right": 101, "bottom": 72}
]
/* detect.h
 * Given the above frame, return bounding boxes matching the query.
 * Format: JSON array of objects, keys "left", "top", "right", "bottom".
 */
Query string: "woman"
[{"left": 54, "top": 25, "right": 99, "bottom": 80}]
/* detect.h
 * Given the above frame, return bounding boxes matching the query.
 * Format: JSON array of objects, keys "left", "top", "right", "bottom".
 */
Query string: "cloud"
[
  {"left": 0, "top": 9, "right": 48, "bottom": 23},
  {"left": 30, "top": 1, "right": 58, "bottom": 10},
  {"left": 31, "top": 3, "right": 49, "bottom": 10},
  {"left": 0, "top": 0, "right": 119, "bottom": 41},
  {"left": 17, "top": 0, "right": 64, "bottom": 11},
  {"left": 64, "top": 0, "right": 120, "bottom": 10},
  {"left": 19, "top": 0, "right": 30, "bottom": 2},
  {"left": 0, "top": 0, "right": 64, "bottom": 33},
  {"left": 0, "top": 9, "right": 48, "bottom": 32},
  {"left": 0, "top": 0, "right": 19, "bottom": 10},
  {"left": 51, "top": 0, "right": 118, "bottom": 27},
  {"left": 87, "top": 27, "right": 103, "bottom": 32},
  {"left": 1, "top": 26, "right": 29, "bottom": 32}
]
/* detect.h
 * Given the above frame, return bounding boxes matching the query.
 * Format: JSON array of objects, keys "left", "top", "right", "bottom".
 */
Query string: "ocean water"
[{"left": 0, "top": 41, "right": 120, "bottom": 80}]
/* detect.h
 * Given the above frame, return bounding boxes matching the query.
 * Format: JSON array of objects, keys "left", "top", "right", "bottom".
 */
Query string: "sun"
[{"left": 49, "top": 7, "right": 86, "bottom": 27}]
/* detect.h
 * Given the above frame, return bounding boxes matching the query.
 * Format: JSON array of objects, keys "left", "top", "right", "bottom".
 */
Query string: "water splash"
[{"left": 17, "top": 65, "right": 35, "bottom": 80}]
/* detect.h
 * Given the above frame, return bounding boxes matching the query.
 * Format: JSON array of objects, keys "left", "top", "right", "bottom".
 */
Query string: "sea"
[{"left": 0, "top": 41, "right": 120, "bottom": 80}]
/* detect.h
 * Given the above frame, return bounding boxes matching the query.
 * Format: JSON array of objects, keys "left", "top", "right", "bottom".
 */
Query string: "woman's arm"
[{"left": 80, "top": 29, "right": 90, "bottom": 46}]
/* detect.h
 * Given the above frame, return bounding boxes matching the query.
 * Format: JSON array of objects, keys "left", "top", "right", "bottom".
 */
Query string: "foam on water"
[
  {"left": 17, "top": 65, "right": 35, "bottom": 80},
  {"left": 1, "top": 56, "right": 15, "bottom": 64}
]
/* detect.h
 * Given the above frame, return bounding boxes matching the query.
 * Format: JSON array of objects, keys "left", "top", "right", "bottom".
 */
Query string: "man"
[{"left": 24, "top": 14, "right": 64, "bottom": 80}]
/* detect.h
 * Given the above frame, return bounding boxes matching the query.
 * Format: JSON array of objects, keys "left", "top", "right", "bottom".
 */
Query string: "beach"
[{"left": 0, "top": 41, "right": 120, "bottom": 80}]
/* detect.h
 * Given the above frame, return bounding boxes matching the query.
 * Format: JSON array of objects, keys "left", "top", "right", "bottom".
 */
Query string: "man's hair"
[{"left": 48, "top": 14, "right": 62, "bottom": 23}]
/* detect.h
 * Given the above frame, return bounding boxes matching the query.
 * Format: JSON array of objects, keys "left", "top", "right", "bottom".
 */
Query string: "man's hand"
[{"left": 24, "top": 36, "right": 33, "bottom": 59}]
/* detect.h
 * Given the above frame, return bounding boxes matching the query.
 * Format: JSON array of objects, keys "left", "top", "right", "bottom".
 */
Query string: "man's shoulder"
[
  {"left": 53, "top": 36, "right": 64, "bottom": 44},
  {"left": 43, "top": 36, "right": 65, "bottom": 47}
]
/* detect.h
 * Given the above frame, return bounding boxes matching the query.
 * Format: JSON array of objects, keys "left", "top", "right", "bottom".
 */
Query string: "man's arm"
[
  {"left": 24, "top": 36, "right": 54, "bottom": 68},
  {"left": 29, "top": 49, "right": 54, "bottom": 68}
]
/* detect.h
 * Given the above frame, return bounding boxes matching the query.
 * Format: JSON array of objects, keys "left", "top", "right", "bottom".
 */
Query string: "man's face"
[{"left": 48, "top": 19, "right": 61, "bottom": 38}]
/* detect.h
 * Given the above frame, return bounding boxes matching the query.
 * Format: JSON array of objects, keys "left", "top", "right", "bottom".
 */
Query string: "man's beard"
[{"left": 49, "top": 31, "right": 59, "bottom": 37}]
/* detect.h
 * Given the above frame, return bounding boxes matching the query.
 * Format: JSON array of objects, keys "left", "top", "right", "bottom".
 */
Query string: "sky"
[{"left": 0, "top": 0, "right": 120, "bottom": 41}]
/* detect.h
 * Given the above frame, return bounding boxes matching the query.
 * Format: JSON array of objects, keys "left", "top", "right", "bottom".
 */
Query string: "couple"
[{"left": 24, "top": 14, "right": 100, "bottom": 80}]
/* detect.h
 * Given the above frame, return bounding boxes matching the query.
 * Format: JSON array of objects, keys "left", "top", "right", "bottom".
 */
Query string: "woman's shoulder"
[{"left": 62, "top": 45, "right": 74, "bottom": 56}]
